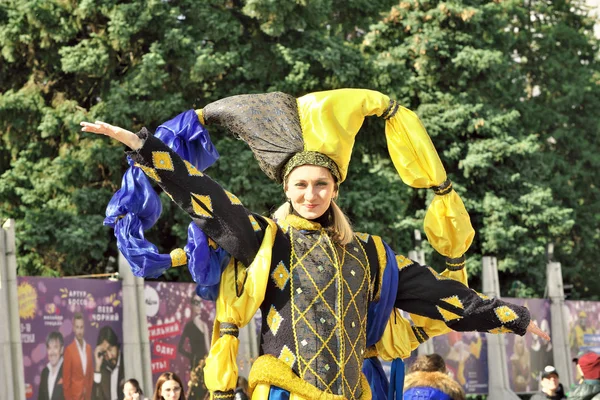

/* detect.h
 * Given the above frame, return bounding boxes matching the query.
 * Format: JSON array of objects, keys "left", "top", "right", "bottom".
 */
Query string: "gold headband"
[{"left": 282, "top": 151, "right": 341, "bottom": 182}]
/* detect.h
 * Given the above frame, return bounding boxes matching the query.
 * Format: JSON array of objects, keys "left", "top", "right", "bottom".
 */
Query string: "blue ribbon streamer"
[
  {"left": 154, "top": 109, "right": 219, "bottom": 171},
  {"left": 387, "top": 358, "right": 405, "bottom": 400},
  {"left": 185, "top": 223, "right": 230, "bottom": 300},
  {"left": 362, "top": 357, "right": 390, "bottom": 400},
  {"left": 104, "top": 110, "right": 220, "bottom": 281},
  {"left": 366, "top": 240, "right": 399, "bottom": 347}
]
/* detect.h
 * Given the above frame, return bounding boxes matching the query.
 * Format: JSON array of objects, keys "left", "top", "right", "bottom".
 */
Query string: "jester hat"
[{"left": 198, "top": 88, "right": 474, "bottom": 262}]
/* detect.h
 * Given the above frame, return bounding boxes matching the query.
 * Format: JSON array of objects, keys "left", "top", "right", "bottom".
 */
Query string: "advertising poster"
[
  {"left": 432, "top": 331, "right": 488, "bottom": 394},
  {"left": 504, "top": 297, "right": 553, "bottom": 393},
  {"left": 565, "top": 300, "right": 600, "bottom": 380},
  {"left": 145, "top": 282, "right": 215, "bottom": 400},
  {"left": 18, "top": 276, "right": 123, "bottom": 400}
]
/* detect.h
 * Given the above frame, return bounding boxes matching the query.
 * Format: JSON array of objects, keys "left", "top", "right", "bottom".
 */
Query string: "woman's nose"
[{"left": 304, "top": 187, "right": 316, "bottom": 200}]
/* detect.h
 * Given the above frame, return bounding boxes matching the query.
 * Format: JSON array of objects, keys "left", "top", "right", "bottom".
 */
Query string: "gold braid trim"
[
  {"left": 248, "top": 355, "right": 372, "bottom": 400},
  {"left": 282, "top": 151, "right": 341, "bottom": 182},
  {"left": 371, "top": 236, "right": 387, "bottom": 302}
]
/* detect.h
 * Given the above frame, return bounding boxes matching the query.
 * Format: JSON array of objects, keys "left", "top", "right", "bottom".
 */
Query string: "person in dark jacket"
[
  {"left": 38, "top": 331, "right": 65, "bottom": 400},
  {"left": 569, "top": 352, "right": 600, "bottom": 400},
  {"left": 403, "top": 353, "right": 465, "bottom": 400},
  {"left": 530, "top": 365, "right": 566, "bottom": 400}
]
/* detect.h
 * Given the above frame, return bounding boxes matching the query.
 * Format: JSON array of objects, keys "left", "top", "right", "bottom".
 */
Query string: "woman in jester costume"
[{"left": 82, "top": 89, "right": 549, "bottom": 400}]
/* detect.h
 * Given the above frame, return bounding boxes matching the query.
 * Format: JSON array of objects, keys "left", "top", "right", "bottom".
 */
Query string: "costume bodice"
[{"left": 259, "top": 215, "right": 373, "bottom": 399}]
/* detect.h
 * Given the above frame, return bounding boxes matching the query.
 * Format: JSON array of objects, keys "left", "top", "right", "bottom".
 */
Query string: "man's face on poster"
[
  {"left": 47, "top": 339, "right": 63, "bottom": 367},
  {"left": 98, "top": 340, "right": 119, "bottom": 370},
  {"left": 74, "top": 318, "right": 85, "bottom": 343}
]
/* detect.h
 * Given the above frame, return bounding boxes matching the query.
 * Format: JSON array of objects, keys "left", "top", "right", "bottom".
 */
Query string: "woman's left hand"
[{"left": 526, "top": 320, "right": 550, "bottom": 341}]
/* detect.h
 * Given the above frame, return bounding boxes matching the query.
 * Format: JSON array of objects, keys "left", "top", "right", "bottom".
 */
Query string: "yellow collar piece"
[{"left": 279, "top": 214, "right": 323, "bottom": 232}]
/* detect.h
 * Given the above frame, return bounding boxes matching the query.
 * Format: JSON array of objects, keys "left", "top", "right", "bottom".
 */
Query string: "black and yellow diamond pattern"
[
  {"left": 279, "top": 345, "right": 296, "bottom": 368},
  {"left": 136, "top": 164, "right": 161, "bottom": 182},
  {"left": 191, "top": 193, "right": 213, "bottom": 218},
  {"left": 441, "top": 295, "right": 464, "bottom": 310},
  {"left": 152, "top": 151, "right": 175, "bottom": 171},
  {"left": 355, "top": 232, "right": 370, "bottom": 243},
  {"left": 225, "top": 190, "right": 242, "bottom": 205},
  {"left": 271, "top": 261, "right": 290, "bottom": 291},
  {"left": 183, "top": 160, "right": 203, "bottom": 176},
  {"left": 267, "top": 305, "right": 283, "bottom": 336},
  {"left": 494, "top": 305, "right": 519, "bottom": 324},
  {"left": 396, "top": 254, "right": 413, "bottom": 271},
  {"left": 489, "top": 326, "right": 513, "bottom": 334},
  {"left": 436, "top": 305, "right": 462, "bottom": 322},
  {"left": 248, "top": 215, "right": 261, "bottom": 232}
]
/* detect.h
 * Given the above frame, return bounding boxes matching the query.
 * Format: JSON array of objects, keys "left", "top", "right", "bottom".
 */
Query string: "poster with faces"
[{"left": 18, "top": 276, "right": 123, "bottom": 400}]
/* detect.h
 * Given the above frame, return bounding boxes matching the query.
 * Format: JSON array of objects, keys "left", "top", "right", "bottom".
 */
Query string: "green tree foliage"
[
  {"left": 364, "top": 0, "right": 599, "bottom": 297},
  {"left": 0, "top": 0, "right": 598, "bottom": 299}
]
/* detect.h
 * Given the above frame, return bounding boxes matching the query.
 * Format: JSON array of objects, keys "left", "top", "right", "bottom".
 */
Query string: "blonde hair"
[{"left": 272, "top": 199, "right": 354, "bottom": 245}]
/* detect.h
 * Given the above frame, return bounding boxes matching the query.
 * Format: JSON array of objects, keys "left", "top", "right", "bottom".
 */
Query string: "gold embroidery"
[
  {"left": 441, "top": 295, "right": 464, "bottom": 310},
  {"left": 436, "top": 305, "right": 462, "bottom": 322},
  {"left": 271, "top": 261, "right": 290, "bottom": 291},
  {"left": 191, "top": 193, "right": 213, "bottom": 218},
  {"left": 489, "top": 326, "right": 513, "bottom": 334},
  {"left": 279, "top": 345, "right": 296, "bottom": 367},
  {"left": 184, "top": 160, "right": 203, "bottom": 176},
  {"left": 152, "top": 151, "right": 175, "bottom": 171},
  {"left": 494, "top": 306, "right": 519, "bottom": 324},
  {"left": 170, "top": 248, "right": 187, "bottom": 267},
  {"left": 225, "top": 190, "right": 241, "bottom": 205},
  {"left": 283, "top": 151, "right": 341, "bottom": 182},
  {"left": 267, "top": 306, "right": 283, "bottom": 336},
  {"left": 248, "top": 215, "right": 261, "bottom": 232},
  {"left": 136, "top": 164, "right": 161, "bottom": 182}
]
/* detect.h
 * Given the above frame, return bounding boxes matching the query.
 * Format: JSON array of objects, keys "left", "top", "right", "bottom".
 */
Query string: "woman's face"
[
  {"left": 123, "top": 382, "right": 138, "bottom": 399},
  {"left": 285, "top": 165, "right": 337, "bottom": 220},
  {"left": 160, "top": 379, "right": 182, "bottom": 400}
]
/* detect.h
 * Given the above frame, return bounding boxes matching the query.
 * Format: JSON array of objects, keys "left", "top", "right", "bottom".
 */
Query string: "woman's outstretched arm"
[
  {"left": 81, "top": 121, "right": 265, "bottom": 266},
  {"left": 393, "top": 256, "right": 549, "bottom": 341}
]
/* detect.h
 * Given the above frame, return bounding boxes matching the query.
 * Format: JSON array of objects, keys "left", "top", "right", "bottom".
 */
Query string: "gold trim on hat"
[{"left": 282, "top": 151, "right": 341, "bottom": 182}]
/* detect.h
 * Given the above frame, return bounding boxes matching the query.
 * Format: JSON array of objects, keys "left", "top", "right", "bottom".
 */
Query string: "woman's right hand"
[{"left": 80, "top": 121, "right": 143, "bottom": 150}]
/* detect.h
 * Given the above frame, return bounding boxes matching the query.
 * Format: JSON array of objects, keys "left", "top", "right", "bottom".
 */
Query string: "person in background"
[
  {"left": 234, "top": 376, "right": 249, "bottom": 400},
  {"left": 152, "top": 372, "right": 186, "bottom": 400},
  {"left": 530, "top": 365, "right": 566, "bottom": 400},
  {"left": 403, "top": 353, "right": 465, "bottom": 400},
  {"left": 38, "top": 331, "right": 65, "bottom": 400},
  {"left": 64, "top": 313, "right": 94, "bottom": 400},
  {"left": 568, "top": 352, "right": 600, "bottom": 400},
  {"left": 178, "top": 294, "right": 210, "bottom": 399},
  {"left": 123, "top": 379, "right": 145, "bottom": 400},
  {"left": 92, "top": 325, "right": 124, "bottom": 400}
]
